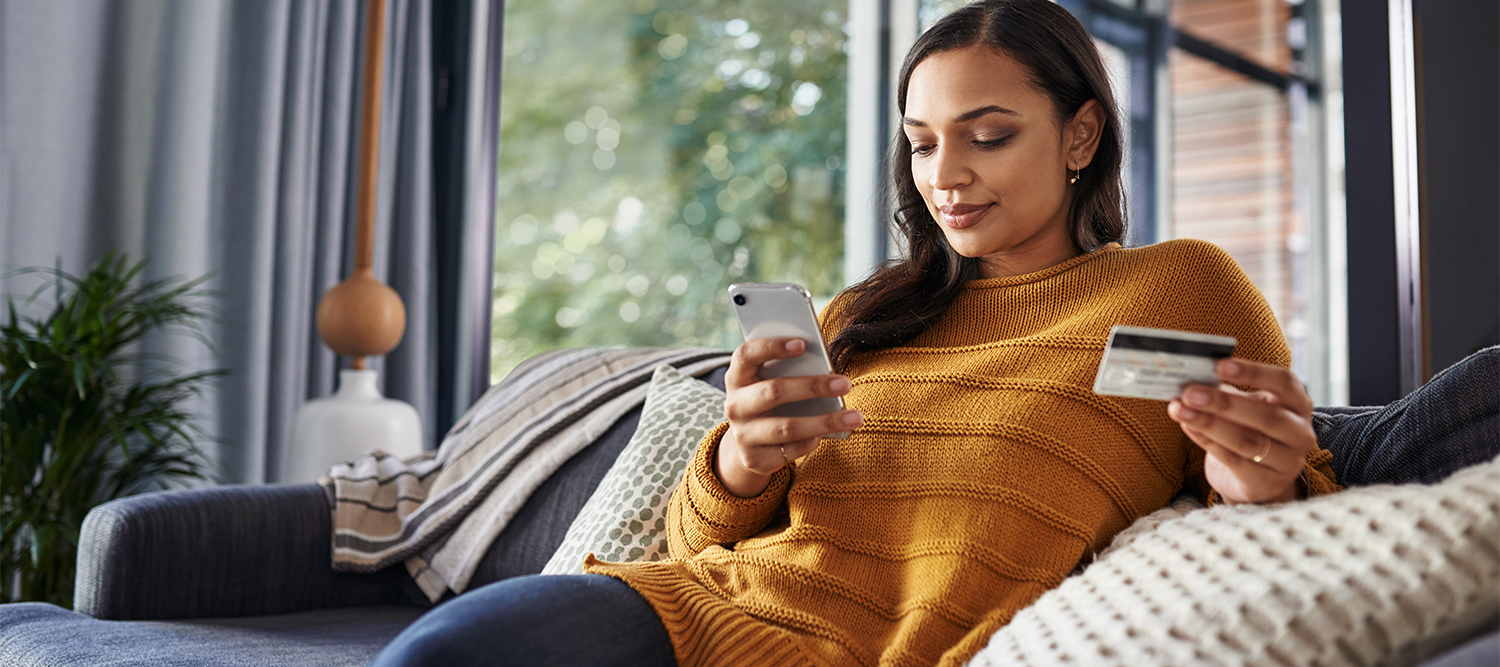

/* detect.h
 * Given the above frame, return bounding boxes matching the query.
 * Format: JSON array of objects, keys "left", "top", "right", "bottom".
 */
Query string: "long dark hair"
[{"left": 828, "top": 0, "right": 1125, "bottom": 372}]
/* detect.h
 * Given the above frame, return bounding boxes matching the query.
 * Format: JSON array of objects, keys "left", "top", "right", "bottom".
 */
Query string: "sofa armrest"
[{"left": 74, "top": 484, "right": 409, "bottom": 620}]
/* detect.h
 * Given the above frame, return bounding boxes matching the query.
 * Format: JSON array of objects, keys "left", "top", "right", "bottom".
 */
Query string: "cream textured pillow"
[
  {"left": 969, "top": 455, "right": 1500, "bottom": 667},
  {"left": 542, "top": 364, "right": 725, "bottom": 575}
]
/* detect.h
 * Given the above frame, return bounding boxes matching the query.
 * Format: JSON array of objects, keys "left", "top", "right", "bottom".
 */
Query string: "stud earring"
[{"left": 1069, "top": 166, "right": 1080, "bottom": 185}]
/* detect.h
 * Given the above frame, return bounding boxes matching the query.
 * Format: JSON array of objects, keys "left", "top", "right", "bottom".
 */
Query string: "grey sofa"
[
  {"left": 0, "top": 364, "right": 732, "bottom": 667},
  {"left": 1, "top": 357, "right": 1496, "bottom": 666}
]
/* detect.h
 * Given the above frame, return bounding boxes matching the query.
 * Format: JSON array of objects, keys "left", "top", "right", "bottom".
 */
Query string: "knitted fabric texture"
[
  {"left": 586, "top": 240, "right": 1341, "bottom": 667},
  {"left": 970, "top": 455, "right": 1500, "bottom": 667},
  {"left": 543, "top": 365, "right": 726, "bottom": 574}
]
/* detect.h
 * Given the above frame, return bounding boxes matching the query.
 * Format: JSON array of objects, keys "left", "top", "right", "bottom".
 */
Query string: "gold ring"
[
  {"left": 1252, "top": 441, "right": 1271, "bottom": 464},
  {"left": 780, "top": 445, "right": 788, "bottom": 464}
]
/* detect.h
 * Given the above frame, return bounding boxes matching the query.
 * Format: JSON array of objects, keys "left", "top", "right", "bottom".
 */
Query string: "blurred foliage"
[
  {"left": 0, "top": 253, "right": 223, "bottom": 607},
  {"left": 492, "top": 0, "right": 848, "bottom": 381},
  {"left": 918, "top": 0, "right": 968, "bottom": 29}
]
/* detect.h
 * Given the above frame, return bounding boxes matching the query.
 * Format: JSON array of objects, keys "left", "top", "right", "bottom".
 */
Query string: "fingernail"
[
  {"left": 1184, "top": 387, "right": 1209, "bottom": 407},
  {"left": 1221, "top": 359, "right": 1241, "bottom": 377},
  {"left": 842, "top": 411, "right": 863, "bottom": 427},
  {"left": 785, "top": 339, "right": 804, "bottom": 353},
  {"left": 1177, "top": 406, "right": 1198, "bottom": 420},
  {"left": 830, "top": 377, "right": 850, "bottom": 393}
]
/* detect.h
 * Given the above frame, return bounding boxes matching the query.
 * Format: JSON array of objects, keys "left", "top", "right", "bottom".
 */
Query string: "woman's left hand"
[{"left": 1167, "top": 358, "right": 1315, "bottom": 504}]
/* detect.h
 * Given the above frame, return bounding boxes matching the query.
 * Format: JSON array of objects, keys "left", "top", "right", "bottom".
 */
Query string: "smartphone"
[{"left": 728, "top": 282, "right": 849, "bottom": 437}]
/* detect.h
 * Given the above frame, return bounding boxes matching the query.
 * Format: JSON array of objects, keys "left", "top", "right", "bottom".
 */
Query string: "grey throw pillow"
[{"left": 542, "top": 364, "right": 725, "bottom": 574}]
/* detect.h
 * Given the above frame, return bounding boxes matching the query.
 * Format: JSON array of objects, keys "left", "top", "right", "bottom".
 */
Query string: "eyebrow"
[{"left": 902, "top": 105, "right": 1019, "bottom": 128}]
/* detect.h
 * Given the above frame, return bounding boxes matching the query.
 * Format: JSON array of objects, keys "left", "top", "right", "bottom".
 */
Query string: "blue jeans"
[
  {"left": 1314, "top": 346, "right": 1499, "bottom": 486},
  {"left": 369, "top": 574, "right": 675, "bottom": 667}
]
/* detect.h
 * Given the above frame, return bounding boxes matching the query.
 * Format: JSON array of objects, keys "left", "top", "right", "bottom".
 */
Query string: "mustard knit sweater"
[{"left": 585, "top": 239, "right": 1340, "bottom": 667}]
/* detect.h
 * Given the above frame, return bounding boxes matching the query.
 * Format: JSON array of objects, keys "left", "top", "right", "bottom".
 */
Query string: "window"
[
  {"left": 492, "top": 0, "right": 1346, "bottom": 404},
  {"left": 491, "top": 0, "right": 848, "bottom": 380},
  {"left": 1167, "top": 0, "right": 1312, "bottom": 387},
  {"left": 1163, "top": 0, "right": 1342, "bottom": 403}
]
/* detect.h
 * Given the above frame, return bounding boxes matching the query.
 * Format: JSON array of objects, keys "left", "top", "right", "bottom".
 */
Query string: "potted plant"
[{"left": 0, "top": 252, "right": 224, "bottom": 607}]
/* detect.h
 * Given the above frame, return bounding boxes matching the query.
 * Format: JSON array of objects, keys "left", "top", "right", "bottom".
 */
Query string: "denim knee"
[
  {"left": 1316, "top": 346, "right": 1499, "bottom": 486},
  {"left": 369, "top": 574, "right": 674, "bottom": 667},
  {"left": 372, "top": 607, "right": 477, "bottom": 667}
]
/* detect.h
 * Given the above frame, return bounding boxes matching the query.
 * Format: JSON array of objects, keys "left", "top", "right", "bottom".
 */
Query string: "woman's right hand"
[{"left": 716, "top": 337, "right": 864, "bottom": 498}]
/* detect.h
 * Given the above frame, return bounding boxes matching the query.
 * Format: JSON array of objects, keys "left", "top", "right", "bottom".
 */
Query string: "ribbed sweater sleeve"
[
  {"left": 1171, "top": 240, "right": 1343, "bottom": 503},
  {"left": 666, "top": 421, "right": 794, "bottom": 558},
  {"left": 1301, "top": 449, "right": 1342, "bottom": 496}
]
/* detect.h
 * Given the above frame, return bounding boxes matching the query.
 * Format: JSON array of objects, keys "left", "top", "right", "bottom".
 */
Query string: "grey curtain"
[{"left": 0, "top": 0, "right": 494, "bottom": 483}]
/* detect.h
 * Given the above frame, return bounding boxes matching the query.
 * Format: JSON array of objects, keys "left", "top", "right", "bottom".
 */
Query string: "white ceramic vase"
[{"left": 285, "top": 369, "right": 423, "bottom": 483}]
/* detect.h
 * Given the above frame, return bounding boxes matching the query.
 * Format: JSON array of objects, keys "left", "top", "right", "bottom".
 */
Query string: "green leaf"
[
  {"left": 3, "top": 368, "right": 32, "bottom": 401},
  {"left": 2, "top": 251, "right": 224, "bottom": 606},
  {"left": 29, "top": 524, "right": 55, "bottom": 568}
]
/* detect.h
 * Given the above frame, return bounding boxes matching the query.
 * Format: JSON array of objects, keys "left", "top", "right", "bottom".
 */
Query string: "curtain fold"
[{"left": 0, "top": 0, "right": 481, "bottom": 484}]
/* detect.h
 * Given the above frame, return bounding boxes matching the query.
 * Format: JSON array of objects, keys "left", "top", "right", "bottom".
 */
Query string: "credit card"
[{"left": 1092, "top": 325, "right": 1237, "bottom": 401}]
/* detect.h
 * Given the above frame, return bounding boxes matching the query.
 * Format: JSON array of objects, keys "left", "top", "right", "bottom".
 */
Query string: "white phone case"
[{"left": 728, "top": 283, "right": 848, "bottom": 437}]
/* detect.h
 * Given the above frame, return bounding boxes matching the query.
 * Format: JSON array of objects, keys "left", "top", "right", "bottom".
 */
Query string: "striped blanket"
[{"left": 319, "top": 347, "right": 731, "bottom": 602}]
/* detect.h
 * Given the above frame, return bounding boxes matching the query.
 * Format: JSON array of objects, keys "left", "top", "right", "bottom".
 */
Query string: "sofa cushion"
[
  {"left": 968, "top": 455, "right": 1500, "bottom": 667},
  {"left": 464, "top": 366, "right": 729, "bottom": 589},
  {"left": 0, "top": 603, "right": 424, "bottom": 667},
  {"left": 543, "top": 365, "right": 726, "bottom": 574},
  {"left": 1421, "top": 631, "right": 1499, "bottom": 667}
]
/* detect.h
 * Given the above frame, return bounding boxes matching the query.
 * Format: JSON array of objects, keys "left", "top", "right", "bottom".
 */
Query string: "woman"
[{"left": 373, "top": 1, "right": 1339, "bottom": 665}]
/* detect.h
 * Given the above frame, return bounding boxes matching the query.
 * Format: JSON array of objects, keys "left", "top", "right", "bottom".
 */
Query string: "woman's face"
[{"left": 903, "top": 45, "right": 1099, "bottom": 279}]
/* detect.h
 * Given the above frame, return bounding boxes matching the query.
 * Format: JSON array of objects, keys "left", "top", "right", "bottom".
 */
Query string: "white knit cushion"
[
  {"left": 969, "top": 456, "right": 1500, "bottom": 667},
  {"left": 542, "top": 364, "right": 724, "bottom": 575}
]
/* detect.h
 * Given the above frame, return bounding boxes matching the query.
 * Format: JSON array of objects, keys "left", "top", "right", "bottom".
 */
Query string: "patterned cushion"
[
  {"left": 542, "top": 365, "right": 725, "bottom": 574},
  {"left": 968, "top": 455, "right": 1500, "bottom": 667}
]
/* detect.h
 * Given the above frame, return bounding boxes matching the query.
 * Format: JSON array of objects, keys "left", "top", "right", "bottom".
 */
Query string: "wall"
[
  {"left": 1415, "top": 0, "right": 1500, "bottom": 375},
  {"left": 1340, "top": 0, "right": 1498, "bottom": 404}
]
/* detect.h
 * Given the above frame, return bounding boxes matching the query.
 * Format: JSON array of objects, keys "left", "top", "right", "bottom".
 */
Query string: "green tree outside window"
[{"left": 493, "top": 0, "right": 848, "bottom": 380}]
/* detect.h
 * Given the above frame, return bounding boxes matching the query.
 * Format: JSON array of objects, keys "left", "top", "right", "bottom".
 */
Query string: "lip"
[{"left": 937, "top": 203, "right": 993, "bottom": 230}]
